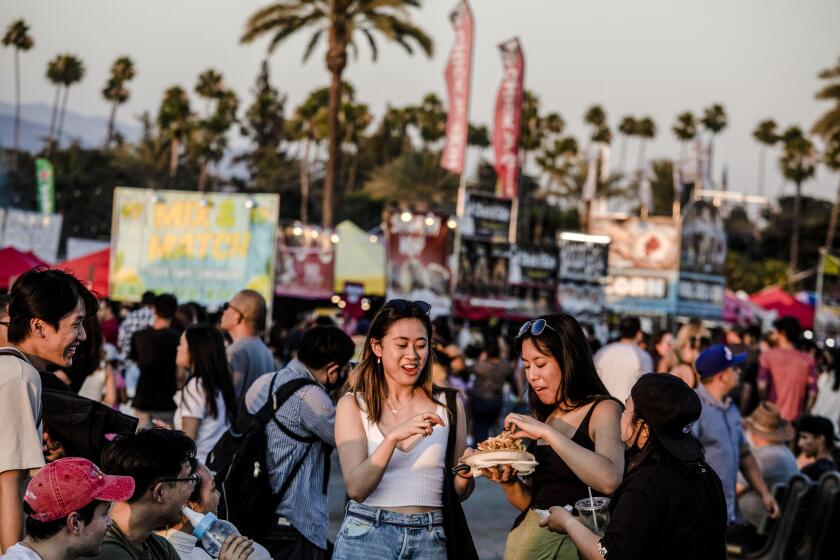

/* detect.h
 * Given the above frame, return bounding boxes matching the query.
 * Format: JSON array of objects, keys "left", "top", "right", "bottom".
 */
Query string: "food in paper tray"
[{"left": 460, "top": 429, "right": 538, "bottom": 476}]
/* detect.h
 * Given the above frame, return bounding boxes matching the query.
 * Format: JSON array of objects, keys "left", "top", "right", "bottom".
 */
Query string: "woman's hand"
[
  {"left": 480, "top": 464, "right": 516, "bottom": 484},
  {"left": 504, "top": 412, "right": 548, "bottom": 441},
  {"left": 219, "top": 535, "right": 254, "bottom": 560},
  {"left": 538, "top": 505, "right": 573, "bottom": 533},
  {"left": 385, "top": 412, "right": 444, "bottom": 444},
  {"left": 456, "top": 447, "right": 477, "bottom": 478}
]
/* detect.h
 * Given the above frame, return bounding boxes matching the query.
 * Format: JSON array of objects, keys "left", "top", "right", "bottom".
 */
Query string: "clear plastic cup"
[{"left": 575, "top": 497, "right": 610, "bottom": 536}]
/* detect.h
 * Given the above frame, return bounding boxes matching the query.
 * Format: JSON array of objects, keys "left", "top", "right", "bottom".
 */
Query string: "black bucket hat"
[{"left": 631, "top": 373, "right": 704, "bottom": 462}]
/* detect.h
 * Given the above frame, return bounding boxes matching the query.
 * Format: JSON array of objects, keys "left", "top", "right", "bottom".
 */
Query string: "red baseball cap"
[{"left": 24, "top": 458, "right": 135, "bottom": 522}]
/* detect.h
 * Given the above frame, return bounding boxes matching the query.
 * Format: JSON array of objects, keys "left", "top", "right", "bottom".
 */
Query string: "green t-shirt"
[{"left": 91, "top": 524, "right": 180, "bottom": 560}]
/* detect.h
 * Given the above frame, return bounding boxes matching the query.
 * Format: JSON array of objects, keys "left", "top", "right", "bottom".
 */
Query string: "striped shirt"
[{"left": 244, "top": 360, "right": 335, "bottom": 549}]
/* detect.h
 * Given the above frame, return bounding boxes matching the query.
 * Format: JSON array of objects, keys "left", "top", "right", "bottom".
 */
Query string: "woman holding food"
[
  {"left": 482, "top": 313, "right": 625, "bottom": 560},
  {"left": 333, "top": 299, "right": 476, "bottom": 560},
  {"left": 539, "top": 373, "right": 727, "bottom": 559}
]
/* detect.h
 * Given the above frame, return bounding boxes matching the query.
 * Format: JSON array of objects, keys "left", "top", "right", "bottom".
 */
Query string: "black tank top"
[{"left": 528, "top": 396, "right": 622, "bottom": 511}]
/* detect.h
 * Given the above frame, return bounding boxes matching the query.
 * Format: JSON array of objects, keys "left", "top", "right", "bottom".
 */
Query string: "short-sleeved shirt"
[
  {"left": 470, "top": 359, "right": 514, "bottom": 400},
  {"left": 0, "top": 348, "right": 45, "bottom": 474},
  {"left": 174, "top": 377, "right": 230, "bottom": 463},
  {"left": 737, "top": 443, "right": 797, "bottom": 527},
  {"left": 758, "top": 348, "right": 817, "bottom": 422},
  {"left": 227, "top": 336, "right": 276, "bottom": 399},
  {"left": 245, "top": 360, "right": 334, "bottom": 549},
  {"left": 598, "top": 459, "right": 727, "bottom": 559},
  {"left": 92, "top": 523, "right": 180, "bottom": 560},
  {"left": 130, "top": 328, "right": 180, "bottom": 411},
  {"left": 2, "top": 542, "right": 42, "bottom": 560},
  {"left": 594, "top": 342, "right": 654, "bottom": 402},
  {"left": 692, "top": 384, "right": 747, "bottom": 523}
]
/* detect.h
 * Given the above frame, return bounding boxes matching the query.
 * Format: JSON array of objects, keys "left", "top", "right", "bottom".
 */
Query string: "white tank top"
[{"left": 356, "top": 394, "right": 448, "bottom": 509}]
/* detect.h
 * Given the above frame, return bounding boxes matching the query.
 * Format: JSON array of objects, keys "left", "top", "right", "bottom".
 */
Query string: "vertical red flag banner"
[
  {"left": 275, "top": 225, "right": 335, "bottom": 300},
  {"left": 440, "top": 0, "right": 474, "bottom": 175},
  {"left": 492, "top": 38, "right": 525, "bottom": 200}
]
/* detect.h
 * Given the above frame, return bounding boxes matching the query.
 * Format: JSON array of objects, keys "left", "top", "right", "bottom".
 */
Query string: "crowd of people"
[{"left": 0, "top": 266, "right": 838, "bottom": 560}]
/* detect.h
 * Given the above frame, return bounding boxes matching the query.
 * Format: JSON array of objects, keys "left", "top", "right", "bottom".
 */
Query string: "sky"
[{"left": 2, "top": 0, "right": 840, "bottom": 202}]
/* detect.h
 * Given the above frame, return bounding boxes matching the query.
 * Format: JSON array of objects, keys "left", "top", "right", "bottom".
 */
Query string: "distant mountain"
[{"left": 0, "top": 101, "right": 141, "bottom": 153}]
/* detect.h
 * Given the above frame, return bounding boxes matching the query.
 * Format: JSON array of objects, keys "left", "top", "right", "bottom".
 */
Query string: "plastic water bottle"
[
  {"left": 181, "top": 507, "right": 241, "bottom": 558},
  {"left": 180, "top": 507, "right": 272, "bottom": 560}
]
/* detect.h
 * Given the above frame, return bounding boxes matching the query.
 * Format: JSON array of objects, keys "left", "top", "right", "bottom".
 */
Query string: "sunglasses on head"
[
  {"left": 517, "top": 318, "right": 557, "bottom": 339},
  {"left": 386, "top": 299, "right": 432, "bottom": 315}
]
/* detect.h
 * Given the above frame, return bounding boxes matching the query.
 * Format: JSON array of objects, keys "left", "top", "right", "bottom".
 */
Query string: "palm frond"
[{"left": 302, "top": 29, "right": 324, "bottom": 61}]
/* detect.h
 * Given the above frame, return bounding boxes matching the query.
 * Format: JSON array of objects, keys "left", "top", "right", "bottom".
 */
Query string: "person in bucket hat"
[
  {"left": 539, "top": 373, "right": 728, "bottom": 559},
  {"left": 737, "top": 402, "right": 798, "bottom": 528},
  {"left": 2, "top": 457, "right": 134, "bottom": 560},
  {"left": 692, "top": 344, "right": 780, "bottom": 525}
]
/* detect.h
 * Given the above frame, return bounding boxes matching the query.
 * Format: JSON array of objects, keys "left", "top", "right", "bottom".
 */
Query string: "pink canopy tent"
[
  {"left": 749, "top": 286, "right": 815, "bottom": 329},
  {"left": 0, "top": 247, "right": 47, "bottom": 289},
  {"left": 57, "top": 248, "right": 110, "bottom": 297}
]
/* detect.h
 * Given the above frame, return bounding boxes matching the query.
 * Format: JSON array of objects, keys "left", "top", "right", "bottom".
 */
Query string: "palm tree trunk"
[
  {"left": 825, "top": 176, "right": 840, "bottom": 252},
  {"left": 198, "top": 160, "right": 208, "bottom": 193},
  {"left": 12, "top": 49, "right": 20, "bottom": 168},
  {"left": 169, "top": 137, "right": 180, "bottom": 177},
  {"left": 637, "top": 140, "right": 647, "bottom": 173},
  {"left": 300, "top": 137, "right": 311, "bottom": 224},
  {"left": 323, "top": 68, "right": 342, "bottom": 228},
  {"left": 758, "top": 146, "right": 766, "bottom": 197},
  {"left": 708, "top": 136, "right": 716, "bottom": 188},
  {"left": 48, "top": 85, "right": 61, "bottom": 143},
  {"left": 347, "top": 152, "right": 358, "bottom": 194},
  {"left": 105, "top": 101, "right": 118, "bottom": 148},
  {"left": 56, "top": 86, "right": 70, "bottom": 145},
  {"left": 789, "top": 180, "right": 803, "bottom": 280}
]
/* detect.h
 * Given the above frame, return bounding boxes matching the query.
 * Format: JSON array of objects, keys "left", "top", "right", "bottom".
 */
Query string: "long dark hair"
[
  {"left": 183, "top": 324, "right": 237, "bottom": 421},
  {"left": 514, "top": 313, "right": 610, "bottom": 421},
  {"left": 346, "top": 300, "right": 439, "bottom": 424}
]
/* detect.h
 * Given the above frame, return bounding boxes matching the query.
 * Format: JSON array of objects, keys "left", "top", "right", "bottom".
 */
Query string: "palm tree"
[
  {"left": 55, "top": 55, "right": 85, "bottom": 146},
  {"left": 157, "top": 86, "right": 193, "bottom": 178},
  {"left": 617, "top": 116, "right": 637, "bottom": 172},
  {"left": 191, "top": 82, "right": 239, "bottom": 193},
  {"left": 46, "top": 54, "right": 67, "bottom": 146},
  {"left": 241, "top": 0, "right": 433, "bottom": 228},
  {"left": 286, "top": 85, "right": 331, "bottom": 223},
  {"left": 672, "top": 111, "right": 697, "bottom": 167},
  {"left": 635, "top": 116, "right": 656, "bottom": 172},
  {"left": 812, "top": 56, "right": 840, "bottom": 141},
  {"left": 584, "top": 104, "right": 607, "bottom": 128},
  {"left": 778, "top": 126, "right": 817, "bottom": 278},
  {"left": 823, "top": 132, "right": 840, "bottom": 251},
  {"left": 195, "top": 68, "right": 224, "bottom": 115},
  {"left": 342, "top": 99, "right": 372, "bottom": 193},
  {"left": 2, "top": 19, "right": 34, "bottom": 166},
  {"left": 700, "top": 103, "right": 727, "bottom": 185},
  {"left": 103, "top": 56, "right": 136, "bottom": 147},
  {"left": 752, "top": 119, "right": 779, "bottom": 197},
  {"left": 412, "top": 92, "right": 446, "bottom": 150}
]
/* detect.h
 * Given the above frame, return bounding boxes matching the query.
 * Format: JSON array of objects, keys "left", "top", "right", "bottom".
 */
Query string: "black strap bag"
[
  {"left": 206, "top": 374, "right": 319, "bottom": 539},
  {"left": 440, "top": 387, "right": 479, "bottom": 560}
]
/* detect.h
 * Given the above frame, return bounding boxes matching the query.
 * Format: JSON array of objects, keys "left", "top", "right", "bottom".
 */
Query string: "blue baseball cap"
[{"left": 695, "top": 344, "right": 747, "bottom": 379}]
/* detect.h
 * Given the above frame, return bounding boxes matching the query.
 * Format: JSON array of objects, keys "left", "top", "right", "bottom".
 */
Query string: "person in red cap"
[{"left": 2, "top": 458, "right": 134, "bottom": 560}]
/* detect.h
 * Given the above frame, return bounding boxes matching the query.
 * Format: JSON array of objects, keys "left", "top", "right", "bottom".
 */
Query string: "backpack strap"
[{"left": 263, "top": 376, "right": 321, "bottom": 444}]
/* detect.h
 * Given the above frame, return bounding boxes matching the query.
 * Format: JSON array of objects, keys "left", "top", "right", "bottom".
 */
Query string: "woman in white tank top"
[{"left": 334, "top": 300, "right": 475, "bottom": 560}]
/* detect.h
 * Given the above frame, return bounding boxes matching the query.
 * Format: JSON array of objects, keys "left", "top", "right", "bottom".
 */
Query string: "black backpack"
[{"left": 206, "top": 374, "right": 321, "bottom": 539}]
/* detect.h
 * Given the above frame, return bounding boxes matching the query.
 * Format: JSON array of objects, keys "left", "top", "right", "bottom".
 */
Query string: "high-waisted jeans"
[{"left": 332, "top": 501, "right": 447, "bottom": 560}]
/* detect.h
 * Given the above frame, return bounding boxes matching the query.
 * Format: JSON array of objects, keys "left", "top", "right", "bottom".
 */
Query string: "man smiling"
[{"left": 0, "top": 268, "right": 97, "bottom": 552}]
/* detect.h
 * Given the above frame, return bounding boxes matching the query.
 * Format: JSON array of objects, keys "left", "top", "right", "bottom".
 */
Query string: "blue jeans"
[{"left": 332, "top": 501, "right": 447, "bottom": 560}]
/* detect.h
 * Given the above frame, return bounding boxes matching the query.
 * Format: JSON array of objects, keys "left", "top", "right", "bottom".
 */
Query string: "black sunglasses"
[
  {"left": 156, "top": 457, "right": 199, "bottom": 486},
  {"left": 517, "top": 318, "right": 557, "bottom": 339},
  {"left": 386, "top": 299, "right": 432, "bottom": 315},
  {"left": 222, "top": 301, "right": 245, "bottom": 318}
]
